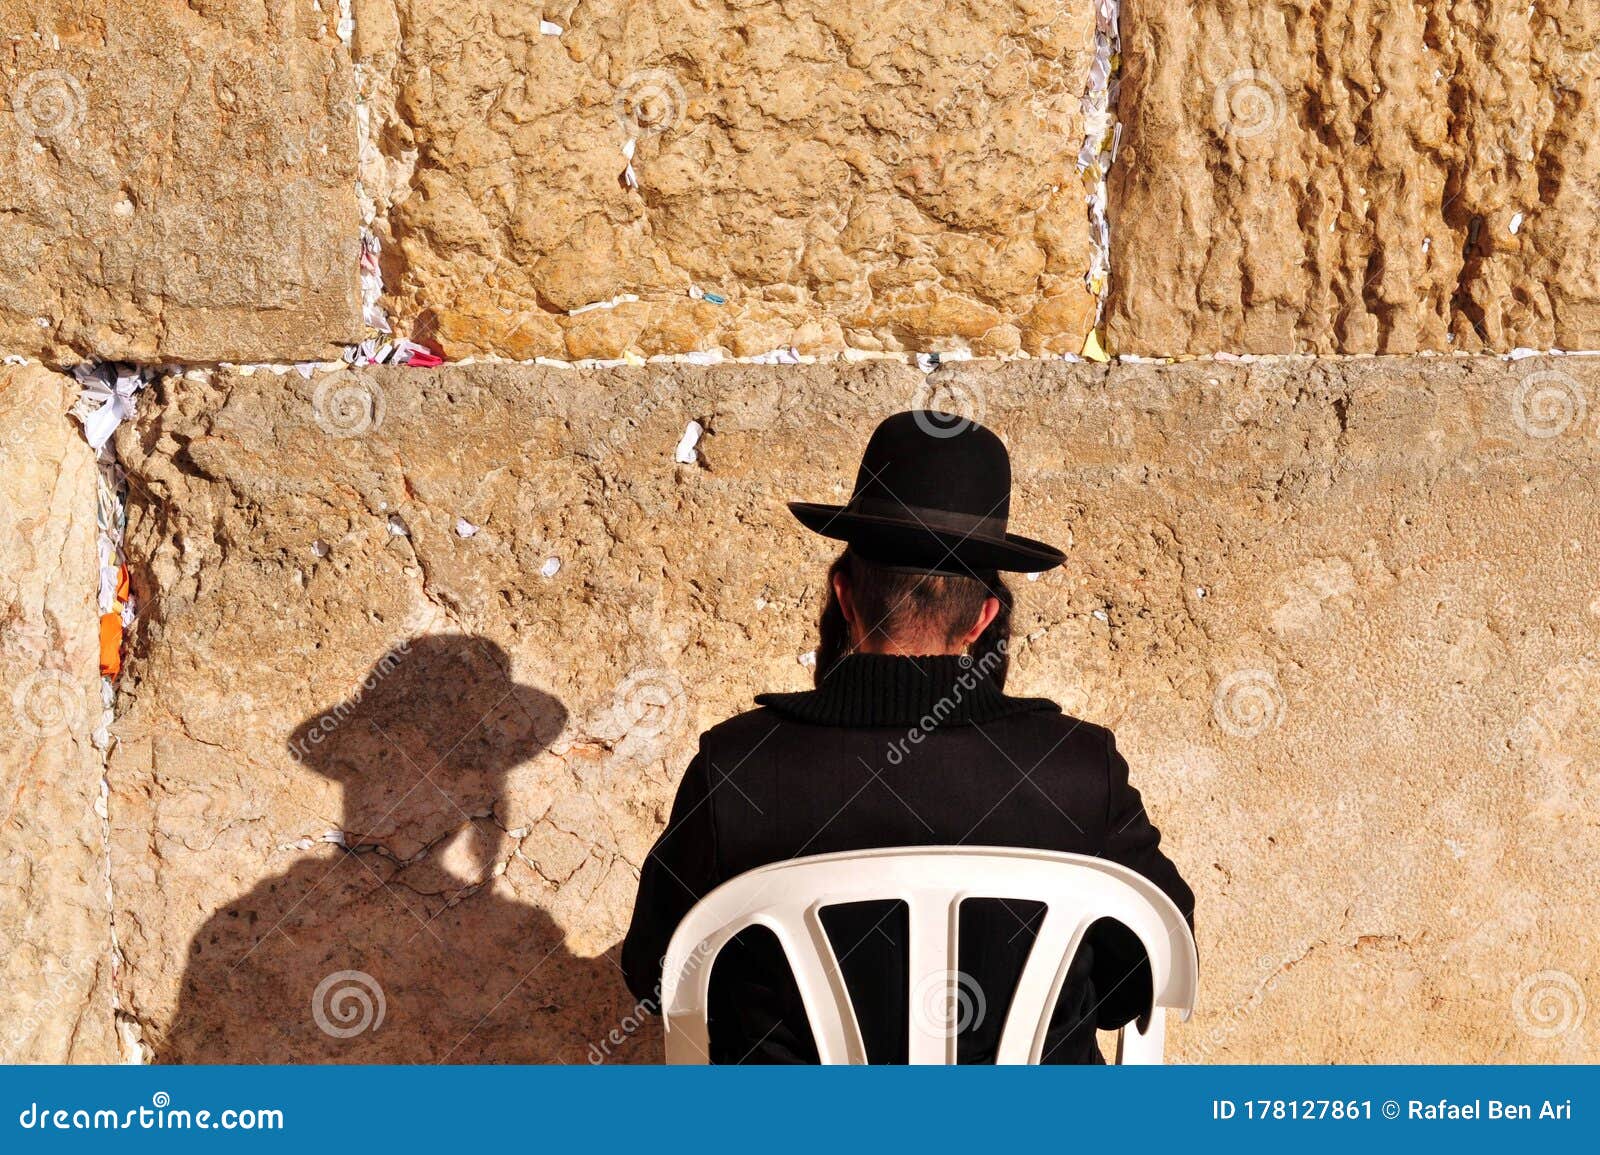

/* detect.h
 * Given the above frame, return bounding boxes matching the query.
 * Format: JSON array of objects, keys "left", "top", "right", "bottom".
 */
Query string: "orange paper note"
[{"left": 99, "top": 613, "right": 123, "bottom": 678}]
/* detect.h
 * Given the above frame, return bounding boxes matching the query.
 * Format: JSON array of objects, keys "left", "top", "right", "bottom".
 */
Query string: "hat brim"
[{"left": 787, "top": 501, "right": 1066, "bottom": 575}]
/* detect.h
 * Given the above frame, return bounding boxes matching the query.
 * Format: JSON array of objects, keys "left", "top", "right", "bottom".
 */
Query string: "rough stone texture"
[
  {"left": 0, "top": 363, "right": 117, "bottom": 1062},
  {"left": 0, "top": 1, "right": 363, "bottom": 364},
  {"left": 1108, "top": 0, "right": 1600, "bottom": 356},
  {"left": 110, "top": 356, "right": 1599, "bottom": 1062},
  {"left": 360, "top": 0, "right": 1097, "bottom": 361}
]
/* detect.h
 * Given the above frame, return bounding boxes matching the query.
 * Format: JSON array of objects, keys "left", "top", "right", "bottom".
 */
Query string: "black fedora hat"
[{"left": 788, "top": 411, "right": 1066, "bottom": 576}]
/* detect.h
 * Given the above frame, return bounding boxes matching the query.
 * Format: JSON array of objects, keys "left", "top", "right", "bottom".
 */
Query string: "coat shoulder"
[
  {"left": 1002, "top": 708, "right": 1113, "bottom": 758},
  {"left": 697, "top": 704, "right": 794, "bottom": 750}
]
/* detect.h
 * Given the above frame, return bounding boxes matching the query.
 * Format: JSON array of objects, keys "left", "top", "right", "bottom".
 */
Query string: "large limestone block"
[
  {"left": 1108, "top": 1, "right": 1600, "bottom": 355},
  {"left": 0, "top": 1, "right": 363, "bottom": 364},
  {"left": 114, "top": 356, "right": 1598, "bottom": 1062},
  {"left": 361, "top": 0, "right": 1097, "bottom": 360},
  {"left": 0, "top": 363, "right": 116, "bottom": 1062}
]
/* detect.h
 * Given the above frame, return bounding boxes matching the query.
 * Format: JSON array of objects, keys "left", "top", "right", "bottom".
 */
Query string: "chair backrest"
[{"left": 660, "top": 846, "right": 1198, "bottom": 1064}]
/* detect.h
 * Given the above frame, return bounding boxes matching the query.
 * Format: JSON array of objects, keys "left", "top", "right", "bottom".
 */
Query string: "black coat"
[{"left": 621, "top": 652, "right": 1196, "bottom": 1063}]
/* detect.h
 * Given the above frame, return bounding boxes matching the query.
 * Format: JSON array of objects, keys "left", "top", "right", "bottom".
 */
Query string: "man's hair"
[{"left": 814, "top": 548, "right": 1013, "bottom": 688}]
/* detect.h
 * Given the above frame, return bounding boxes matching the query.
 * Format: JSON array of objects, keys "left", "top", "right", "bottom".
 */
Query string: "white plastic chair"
[{"left": 660, "top": 846, "right": 1198, "bottom": 1064}]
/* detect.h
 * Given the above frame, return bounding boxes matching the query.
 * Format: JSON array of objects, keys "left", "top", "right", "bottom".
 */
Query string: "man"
[{"left": 622, "top": 410, "right": 1195, "bottom": 1063}]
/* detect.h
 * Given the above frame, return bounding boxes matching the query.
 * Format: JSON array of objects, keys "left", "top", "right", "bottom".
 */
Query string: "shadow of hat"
[{"left": 287, "top": 633, "right": 568, "bottom": 788}]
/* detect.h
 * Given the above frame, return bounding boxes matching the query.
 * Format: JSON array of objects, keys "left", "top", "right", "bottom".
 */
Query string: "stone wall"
[
  {"left": 5, "top": 2, "right": 1597, "bottom": 365},
  {"left": 360, "top": 0, "right": 1098, "bottom": 360},
  {"left": 0, "top": 1, "right": 361, "bottom": 363},
  {"left": 102, "top": 359, "right": 1600, "bottom": 1062},
  {"left": 1108, "top": 0, "right": 1600, "bottom": 355},
  {"left": 2, "top": 0, "right": 1599, "bottom": 1066},
  {"left": 0, "top": 364, "right": 117, "bottom": 1062}
]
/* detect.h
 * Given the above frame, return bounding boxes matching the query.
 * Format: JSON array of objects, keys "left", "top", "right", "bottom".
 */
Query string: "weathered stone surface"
[
  {"left": 0, "top": 2, "right": 363, "bottom": 364},
  {"left": 0, "top": 363, "right": 117, "bottom": 1062},
  {"left": 112, "top": 356, "right": 1599, "bottom": 1062},
  {"left": 1108, "top": 1, "right": 1600, "bottom": 355},
  {"left": 361, "top": 0, "right": 1096, "bottom": 361}
]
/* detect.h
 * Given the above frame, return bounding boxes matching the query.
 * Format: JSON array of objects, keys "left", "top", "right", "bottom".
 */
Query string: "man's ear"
[
  {"left": 832, "top": 570, "right": 858, "bottom": 633},
  {"left": 959, "top": 596, "right": 1001, "bottom": 646}
]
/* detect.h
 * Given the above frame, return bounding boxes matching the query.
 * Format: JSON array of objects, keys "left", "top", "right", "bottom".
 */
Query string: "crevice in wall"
[
  {"left": 67, "top": 364, "right": 159, "bottom": 1064},
  {"left": 340, "top": 0, "right": 396, "bottom": 347},
  {"left": 1077, "top": 0, "right": 1122, "bottom": 356}
]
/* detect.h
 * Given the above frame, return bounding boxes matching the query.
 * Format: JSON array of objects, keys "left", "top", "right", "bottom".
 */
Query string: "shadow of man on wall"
[{"left": 161, "top": 633, "right": 649, "bottom": 1063}]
